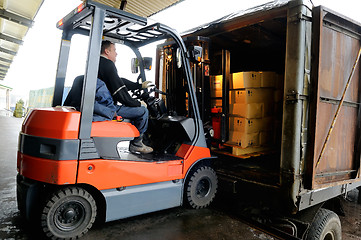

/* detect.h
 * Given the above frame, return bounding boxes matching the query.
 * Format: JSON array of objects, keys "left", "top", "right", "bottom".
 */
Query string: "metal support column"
[
  {"left": 52, "top": 37, "right": 72, "bottom": 107},
  {"left": 280, "top": 0, "right": 310, "bottom": 212},
  {"left": 78, "top": 7, "right": 105, "bottom": 139},
  {"left": 221, "top": 49, "right": 230, "bottom": 143}
]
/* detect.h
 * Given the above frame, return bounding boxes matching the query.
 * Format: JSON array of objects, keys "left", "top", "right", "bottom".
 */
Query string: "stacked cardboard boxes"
[{"left": 228, "top": 71, "right": 280, "bottom": 149}]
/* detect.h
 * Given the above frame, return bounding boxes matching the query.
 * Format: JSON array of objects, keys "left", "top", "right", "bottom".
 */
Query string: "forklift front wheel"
[
  {"left": 41, "top": 187, "right": 97, "bottom": 239},
  {"left": 185, "top": 166, "right": 218, "bottom": 209}
]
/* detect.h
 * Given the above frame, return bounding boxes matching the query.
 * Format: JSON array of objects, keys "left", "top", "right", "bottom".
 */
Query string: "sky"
[{"left": 2, "top": 0, "right": 361, "bottom": 105}]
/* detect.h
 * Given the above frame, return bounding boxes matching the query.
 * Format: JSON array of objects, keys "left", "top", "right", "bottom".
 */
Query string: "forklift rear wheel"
[
  {"left": 41, "top": 187, "right": 97, "bottom": 239},
  {"left": 306, "top": 208, "right": 341, "bottom": 240},
  {"left": 185, "top": 166, "right": 218, "bottom": 209}
]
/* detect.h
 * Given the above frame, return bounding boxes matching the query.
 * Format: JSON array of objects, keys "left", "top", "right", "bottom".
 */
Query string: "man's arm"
[
  {"left": 121, "top": 77, "right": 142, "bottom": 91},
  {"left": 99, "top": 59, "right": 141, "bottom": 107}
]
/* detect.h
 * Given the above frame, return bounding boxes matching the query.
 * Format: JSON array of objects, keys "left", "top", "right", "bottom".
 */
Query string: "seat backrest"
[
  {"left": 64, "top": 75, "right": 132, "bottom": 122},
  {"left": 63, "top": 75, "right": 84, "bottom": 110}
]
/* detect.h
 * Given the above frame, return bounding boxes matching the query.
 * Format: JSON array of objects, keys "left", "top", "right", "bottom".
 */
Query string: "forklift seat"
[
  {"left": 64, "top": 75, "right": 132, "bottom": 122},
  {"left": 91, "top": 120, "right": 139, "bottom": 138}
]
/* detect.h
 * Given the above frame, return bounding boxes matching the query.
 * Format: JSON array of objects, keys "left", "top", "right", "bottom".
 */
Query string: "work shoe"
[{"left": 129, "top": 141, "right": 153, "bottom": 154}]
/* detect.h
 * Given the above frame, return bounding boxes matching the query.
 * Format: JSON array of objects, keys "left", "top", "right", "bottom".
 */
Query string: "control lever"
[
  {"left": 149, "top": 86, "right": 167, "bottom": 95},
  {"left": 154, "top": 87, "right": 167, "bottom": 95}
]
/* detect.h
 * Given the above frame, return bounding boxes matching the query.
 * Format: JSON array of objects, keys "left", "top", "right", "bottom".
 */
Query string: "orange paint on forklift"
[
  {"left": 77, "top": 159, "right": 183, "bottom": 190},
  {"left": 22, "top": 108, "right": 80, "bottom": 139},
  {"left": 17, "top": 152, "right": 77, "bottom": 184},
  {"left": 23, "top": 107, "right": 140, "bottom": 139},
  {"left": 176, "top": 144, "right": 211, "bottom": 172}
]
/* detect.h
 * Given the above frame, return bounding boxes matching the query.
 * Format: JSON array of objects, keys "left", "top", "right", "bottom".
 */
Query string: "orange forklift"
[{"left": 16, "top": 1, "right": 217, "bottom": 239}]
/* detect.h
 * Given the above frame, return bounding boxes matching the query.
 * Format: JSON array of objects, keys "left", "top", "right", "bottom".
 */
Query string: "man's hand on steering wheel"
[
  {"left": 131, "top": 82, "right": 153, "bottom": 100},
  {"left": 133, "top": 73, "right": 154, "bottom": 100}
]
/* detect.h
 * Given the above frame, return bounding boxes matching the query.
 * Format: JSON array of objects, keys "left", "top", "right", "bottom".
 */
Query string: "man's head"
[{"left": 101, "top": 40, "right": 117, "bottom": 62}]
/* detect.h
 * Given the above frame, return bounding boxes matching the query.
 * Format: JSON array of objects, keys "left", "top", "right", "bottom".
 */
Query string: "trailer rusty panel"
[
  {"left": 308, "top": 6, "right": 361, "bottom": 189},
  {"left": 314, "top": 106, "right": 358, "bottom": 184}
]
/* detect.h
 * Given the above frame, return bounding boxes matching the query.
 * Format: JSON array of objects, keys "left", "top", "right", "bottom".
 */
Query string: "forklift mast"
[{"left": 156, "top": 37, "right": 212, "bottom": 135}]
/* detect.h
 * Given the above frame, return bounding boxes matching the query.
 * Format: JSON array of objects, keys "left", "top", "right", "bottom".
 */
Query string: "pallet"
[{"left": 219, "top": 143, "right": 273, "bottom": 159}]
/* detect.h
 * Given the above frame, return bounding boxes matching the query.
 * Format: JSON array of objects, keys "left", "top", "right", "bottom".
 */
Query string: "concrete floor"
[{"left": 0, "top": 112, "right": 360, "bottom": 240}]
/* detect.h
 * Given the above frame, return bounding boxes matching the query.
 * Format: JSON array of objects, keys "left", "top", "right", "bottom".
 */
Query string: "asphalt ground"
[{"left": 0, "top": 113, "right": 360, "bottom": 240}]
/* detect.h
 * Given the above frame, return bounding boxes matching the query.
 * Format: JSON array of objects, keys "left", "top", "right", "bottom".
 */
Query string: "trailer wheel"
[
  {"left": 41, "top": 187, "right": 97, "bottom": 239},
  {"left": 185, "top": 166, "right": 218, "bottom": 209},
  {"left": 306, "top": 208, "right": 341, "bottom": 240}
]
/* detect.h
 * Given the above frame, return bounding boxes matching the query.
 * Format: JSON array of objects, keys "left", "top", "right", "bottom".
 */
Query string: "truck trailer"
[{"left": 156, "top": 0, "right": 361, "bottom": 239}]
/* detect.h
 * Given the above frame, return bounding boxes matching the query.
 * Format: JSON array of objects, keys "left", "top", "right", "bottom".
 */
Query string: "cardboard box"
[
  {"left": 229, "top": 131, "right": 259, "bottom": 148},
  {"left": 229, "top": 103, "right": 264, "bottom": 118},
  {"left": 232, "top": 72, "right": 261, "bottom": 89},
  {"left": 230, "top": 117, "right": 273, "bottom": 133},
  {"left": 230, "top": 89, "right": 274, "bottom": 104},
  {"left": 260, "top": 72, "right": 277, "bottom": 88},
  {"left": 259, "top": 131, "right": 273, "bottom": 146},
  {"left": 264, "top": 102, "right": 275, "bottom": 118}
]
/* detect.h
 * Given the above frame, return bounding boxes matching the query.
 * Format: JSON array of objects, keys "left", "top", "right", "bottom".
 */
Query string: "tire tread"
[
  {"left": 40, "top": 187, "right": 97, "bottom": 240},
  {"left": 185, "top": 165, "right": 218, "bottom": 209},
  {"left": 306, "top": 208, "right": 341, "bottom": 240}
]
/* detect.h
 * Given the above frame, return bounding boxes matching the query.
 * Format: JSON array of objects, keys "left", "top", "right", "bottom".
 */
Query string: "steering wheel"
[
  {"left": 130, "top": 73, "right": 145, "bottom": 99},
  {"left": 131, "top": 85, "right": 167, "bottom": 100},
  {"left": 131, "top": 72, "right": 167, "bottom": 100},
  {"left": 131, "top": 87, "right": 143, "bottom": 100}
]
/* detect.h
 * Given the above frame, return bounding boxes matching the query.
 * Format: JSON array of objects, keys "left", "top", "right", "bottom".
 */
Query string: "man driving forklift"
[{"left": 98, "top": 40, "right": 153, "bottom": 154}]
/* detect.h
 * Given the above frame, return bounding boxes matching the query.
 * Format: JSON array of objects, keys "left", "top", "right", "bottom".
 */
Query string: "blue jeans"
[{"left": 116, "top": 105, "right": 148, "bottom": 134}]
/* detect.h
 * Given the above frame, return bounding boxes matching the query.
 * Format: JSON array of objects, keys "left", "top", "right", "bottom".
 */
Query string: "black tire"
[
  {"left": 185, "top": 165, "right": 218, "bottom": 209},
  {"left": 41, "top": 187, "right": 97, "bottom": 239},
  {"left": 306, "top": 208, "right": 342, "bottom": 240}
]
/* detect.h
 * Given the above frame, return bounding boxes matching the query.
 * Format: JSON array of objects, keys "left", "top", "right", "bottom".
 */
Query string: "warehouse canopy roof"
[
  {"left": 0, "top": 0, "right": 182, "bottom": 81},
  {"left": 0, "top": 0, "right": 44, "bottom": 81},
  {"left": 0, "top": 83, "right": 11, "bottom": 89},
  {"left": 88, "top": 0, "right": 183, "bottom": 18}
]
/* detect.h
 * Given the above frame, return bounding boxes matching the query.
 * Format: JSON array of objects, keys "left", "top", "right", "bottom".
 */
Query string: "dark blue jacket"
[
  {"left": 64, "top": 75, "right": 116, "bottom": 121},
  {"left": 93, "top": 79, "right": 116, "bottom": 121}
]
